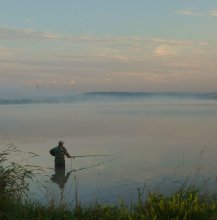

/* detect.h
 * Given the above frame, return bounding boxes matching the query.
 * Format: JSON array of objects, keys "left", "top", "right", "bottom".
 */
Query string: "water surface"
[{"left": 0, "top": 93, "right": 217, "bottom": 205}]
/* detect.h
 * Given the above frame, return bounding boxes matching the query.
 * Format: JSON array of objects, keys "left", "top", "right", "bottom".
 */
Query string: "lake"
[{"left": 0, "top": 93, "right": 217, "bottom": 205}]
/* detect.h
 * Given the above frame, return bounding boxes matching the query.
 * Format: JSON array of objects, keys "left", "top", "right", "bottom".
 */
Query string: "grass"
[
  {"left": 1, "top": 145, "right": 217, "bottom": 219},
  {"left": 2, "top": 187, "right": 217, "bottom": 220},
  {"left": 0, "top": 144, "right": 33, "bottom": 199}
]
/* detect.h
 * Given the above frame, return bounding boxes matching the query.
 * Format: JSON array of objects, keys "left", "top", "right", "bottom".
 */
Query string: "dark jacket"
[{"left": 50, "top": 145, "right": 71, "bottom": 164}]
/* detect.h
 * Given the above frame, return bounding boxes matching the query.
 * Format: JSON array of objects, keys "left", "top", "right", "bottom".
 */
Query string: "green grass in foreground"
[{"left": 1, "top": 186, "right": 217, "bottom": 220}]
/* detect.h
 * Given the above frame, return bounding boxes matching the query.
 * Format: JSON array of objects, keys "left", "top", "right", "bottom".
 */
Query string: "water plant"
[
  {"left": 1, "top": 144, "right": 217, "bottom": 219},
  {"left": 0, "top": 144, "right": 34, "bottom": 199}
]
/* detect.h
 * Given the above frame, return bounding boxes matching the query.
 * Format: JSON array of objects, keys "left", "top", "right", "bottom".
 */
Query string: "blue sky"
[{"left": 0, "top": 1, "right": 217, "bottom": 96}]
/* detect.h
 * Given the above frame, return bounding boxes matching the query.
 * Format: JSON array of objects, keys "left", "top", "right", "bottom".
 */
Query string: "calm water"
[{"left": 0, "top": 95, "right": 217, "bottom": 205}]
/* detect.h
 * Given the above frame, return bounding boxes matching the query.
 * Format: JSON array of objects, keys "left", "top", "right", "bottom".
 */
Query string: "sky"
[{"left": 0, "top": 0, "right": 217, "bottom": 96}]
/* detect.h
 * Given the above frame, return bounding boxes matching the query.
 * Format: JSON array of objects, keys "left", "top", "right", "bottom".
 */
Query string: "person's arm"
[{"left": 63, "top": 147, "right": 72, "bottom": 158}]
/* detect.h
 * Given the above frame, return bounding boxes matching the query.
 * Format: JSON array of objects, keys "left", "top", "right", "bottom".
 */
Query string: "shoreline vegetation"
[{"left": 1, "top": 146, "right": 217, "bottom": 219}]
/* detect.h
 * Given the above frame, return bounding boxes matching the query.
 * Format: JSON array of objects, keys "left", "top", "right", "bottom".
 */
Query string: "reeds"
[
  {"left": 1, "top": 145, "right": 217, "bottom": 219},
  {"left": 0, "top": 144, "right": 35, "bottom": 200},
  {"left": 2, "top": 183, "right": 217, "bottom": 219}
]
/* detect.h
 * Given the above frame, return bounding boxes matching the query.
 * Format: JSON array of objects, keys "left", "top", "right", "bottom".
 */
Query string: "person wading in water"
[{"left": 50, "top": 140, "right": 74, "bottom": 170}]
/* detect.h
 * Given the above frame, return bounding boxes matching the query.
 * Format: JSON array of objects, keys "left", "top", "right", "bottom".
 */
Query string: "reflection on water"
[
  {"left": 50, "top": 167, "right": 72, "bottom": 204},
  {"left": 51, "top": 168, "right": 71, "bottom": 190},
  {"left": 0, "top": 96, "right": 217, "bottom": 204}
]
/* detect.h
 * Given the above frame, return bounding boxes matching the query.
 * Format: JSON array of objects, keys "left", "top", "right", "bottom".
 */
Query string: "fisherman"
[{"left": 50, "top": 140, "right": 74, "bottom": 170}]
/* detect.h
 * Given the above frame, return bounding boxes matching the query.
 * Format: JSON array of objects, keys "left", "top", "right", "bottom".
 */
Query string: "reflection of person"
[
  {"left": 50, "top": 140, "right": 74, "bottom": 170},
  {"left": 50, "top": 168, "right": 71, "bottom": 189}
]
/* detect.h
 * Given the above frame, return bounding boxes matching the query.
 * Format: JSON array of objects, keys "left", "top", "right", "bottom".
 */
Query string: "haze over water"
[
  {"left": 0, "top": 93, "right": 217, "bottom": 204},
  {"left": 1, "top": 0, "right": 217, "bottom": 207}
]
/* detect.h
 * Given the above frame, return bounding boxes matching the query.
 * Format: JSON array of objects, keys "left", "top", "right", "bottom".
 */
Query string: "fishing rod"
[{"left": 73, "top": 154, "right": 114, "bottom": 158}]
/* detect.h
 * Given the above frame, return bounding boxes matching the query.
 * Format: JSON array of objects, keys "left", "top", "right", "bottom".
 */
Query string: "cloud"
[
  {"left": 210, "top": 10, "right": 217, "bottom": 17},
  {"left": 25, "top": 18, "right": 35, "bottom": 23},
  {"left": 0, "top": 27, "right": 149, "bottom": 59},
  {"left": 104, "top": 77, "right": 112, "bottom": 82},
  {"left": 0, "top": 47, "right": 22, "bottom": 60},
  {"left": 176, "top": 8, "right": 203, "bottom": 16},
  {"left": 2, "top": 26, "right": 202, "bottom": 48},
  {"left": 69, "top": 80, "right": 75, "bottom": 85},
  {"left": 50, "top": 80, "right": 59, "bottom": 85},
  {"left": 0, "top": 27, "right": 60, "bottom": 41},
  {"left": 176, "top": 8, "right": 217, "bottom": 17},
  {"left": 154, "top": 45, "right": 175, "bottom": 57},
  {"left": 0, "top": 27, "right": 110, "bottom": 43},
  {"left": 92, "top": 54, "right": 131, "bottom": 62},
  {"left": 152, "top": 37, "right": 209, "bottom": 58},
  {"left": 151, "top": 38, "right": 207, "bottom": 46},
  {"left": 167, "top": 62, "right": 200, "bottom": 68},
  {"left": 0, "top": 47, "right": 11, "bottom": 56},
  {"left": 0, "top": 27, "right": 208, "bottom": 58},
  {"left": 0, "top": 26, "right": 211, "bottom": 81}
]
